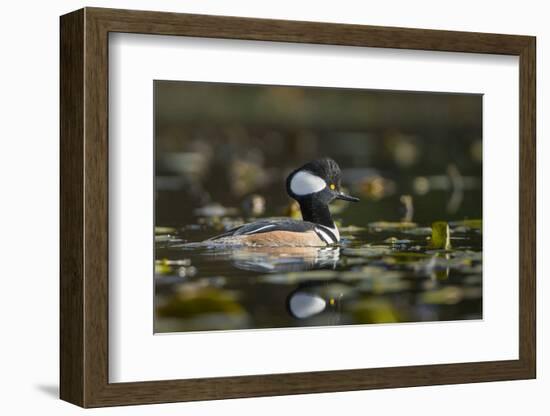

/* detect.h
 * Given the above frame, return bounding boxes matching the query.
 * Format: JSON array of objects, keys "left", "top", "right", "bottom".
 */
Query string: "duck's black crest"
[{"left": 286, "top": 157, "right": 342, "bottom": 193}]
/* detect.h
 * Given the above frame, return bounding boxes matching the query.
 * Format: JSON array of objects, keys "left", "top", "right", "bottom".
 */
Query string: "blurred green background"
[{"left": 155, "top": 81, "right": 482, "bottom": 227}]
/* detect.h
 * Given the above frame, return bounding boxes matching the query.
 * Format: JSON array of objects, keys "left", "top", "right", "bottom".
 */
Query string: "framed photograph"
[{"left": 60, "top": 7, "right": 536, "bottom": 407}]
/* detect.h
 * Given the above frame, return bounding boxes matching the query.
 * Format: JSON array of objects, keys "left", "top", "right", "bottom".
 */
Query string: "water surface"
[{"left": 154, "top": 220, "right": 482, "bottom": 333}]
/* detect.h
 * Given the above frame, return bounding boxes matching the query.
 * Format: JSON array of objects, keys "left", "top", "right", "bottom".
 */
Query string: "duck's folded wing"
[{"left": 207, "top": 219, "right": 316, "bottom": 240}]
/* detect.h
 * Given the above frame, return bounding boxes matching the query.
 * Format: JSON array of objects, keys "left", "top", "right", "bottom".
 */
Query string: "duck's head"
[{"left": 286, "top": 158, "right": 360, "bottom": 204}]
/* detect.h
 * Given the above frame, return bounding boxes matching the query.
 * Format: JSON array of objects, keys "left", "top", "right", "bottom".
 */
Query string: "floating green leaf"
[
  {"left": 154, "top": 259, "right": 172, "bottom": 275},
  {"left": 430, "top": 221, "right": 451, "bottom": 250},
  {"left": 260, "top": 270, "right": 339, "bottom": 284},
  {"left": 155, "top": 226, "right": 177, "bottom": 234},
  {"left": 339, "top": 225, "right": 367, "bottom": 233},
  {"left": 342, "top": 245, "right": 392, "bottom": 258},
  {"left": 450, "top": 219, "right": 482, "bottom": 232},
  {"left": 369, "top": 221, "right": 417, "bottom": 230},
  {"left": 351, "top": 298, "right": 400, "bottom": 323},
  {"left": 382, "top": 252, "right": 428, "bottom": 265},
  {"left": 420, "top": 286, "right": 463, "bottom": 305},
  {"left": 157, "top": 288, "right": 245, "bottom": 318}
]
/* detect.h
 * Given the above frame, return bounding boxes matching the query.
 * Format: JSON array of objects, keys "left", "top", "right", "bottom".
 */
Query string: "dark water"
[{"left": 154, "top": 219, "right": 482, "bottom": 333}]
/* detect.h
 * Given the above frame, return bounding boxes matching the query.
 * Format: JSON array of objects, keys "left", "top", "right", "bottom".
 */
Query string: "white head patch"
[{"left": 290, "top": 171, "right": 326, "bottom": 195}]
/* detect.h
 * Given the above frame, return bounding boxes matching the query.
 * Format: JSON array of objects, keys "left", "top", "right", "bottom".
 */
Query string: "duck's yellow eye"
[{"left": 329, "top": 184, "right": 336, "bottom": 190}]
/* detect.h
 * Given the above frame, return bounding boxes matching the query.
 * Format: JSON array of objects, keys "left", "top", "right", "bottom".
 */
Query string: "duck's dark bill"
[{"left": 336, "top": 193, "right": 360, "bottom": 202}]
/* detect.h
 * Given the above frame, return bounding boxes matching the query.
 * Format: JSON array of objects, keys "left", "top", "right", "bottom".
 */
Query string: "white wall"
[{"left": 0, "top": 0, "right": 545, "bottom": 414}]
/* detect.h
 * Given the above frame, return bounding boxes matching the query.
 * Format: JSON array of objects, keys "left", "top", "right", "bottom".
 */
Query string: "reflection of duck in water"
[
  {"left": 287, "top": 290, "right": 328, "bottom": 319},
  {"left": 230, "top": 246, "right": 340, "bottom": 273},
  {"left": 286, "top": 281, "right": 351, "bottom": 322},
  {"left": 207, "top": 158, "right": 359, "bottom": 246}
]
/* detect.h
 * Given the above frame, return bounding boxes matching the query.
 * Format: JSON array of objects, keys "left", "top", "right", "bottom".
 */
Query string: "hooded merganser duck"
[{"left": 206, "top": 158, "right": 359, "bottom": 247}]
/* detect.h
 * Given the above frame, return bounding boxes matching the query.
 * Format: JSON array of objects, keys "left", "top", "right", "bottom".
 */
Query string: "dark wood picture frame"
[{"left": 60, "top": 7, "right": 536, "bottom": 408}]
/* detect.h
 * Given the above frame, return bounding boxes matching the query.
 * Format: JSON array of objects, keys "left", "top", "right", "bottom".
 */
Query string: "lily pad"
[
  {"left": 382, "top": 252, "right": 429, "bottom": 265},
  {"left": 351, "top": 298, "right": 401, "bottom": 323},
  {"left": 450, "top": 219, "right": 482, "bottom": 230},
  {"left": 342, "top": 245, "right": 393, "bottom": 258},
  {"left": 339, "top": 225, "right": 367, "bottom": 233},
  {"left": 157, "top": 287, "right": 245, "bottom": 318},
  {"left": 368, "top": 221, "right": 418, "bottom": 230},
  {"left": 155, "top": 226, "right": 177, "bottom": 234},
  {"left": 260, "top": 270, "right": 339, "bottom": 284},
  {"left": 401, "top": 227, "right": 433, "bottom": 236},
  {"left": 420, "top": 286, "right": 463, "bottom": 305}
]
